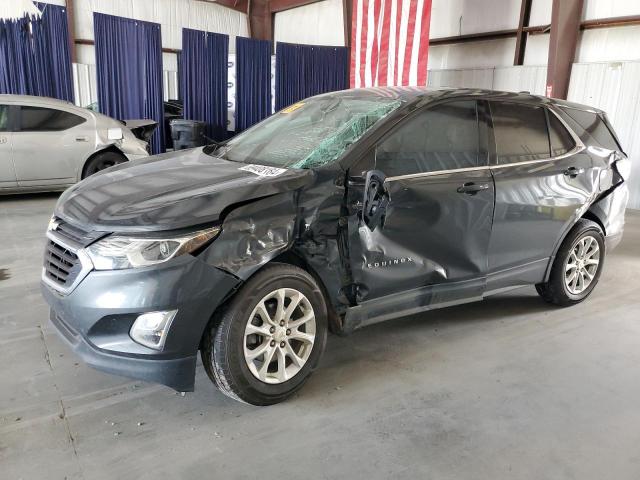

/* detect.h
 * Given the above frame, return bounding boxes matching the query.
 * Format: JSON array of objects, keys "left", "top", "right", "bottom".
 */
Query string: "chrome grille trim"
[{"left": 42, "top": 229, "right": 93, "bottom": 295}]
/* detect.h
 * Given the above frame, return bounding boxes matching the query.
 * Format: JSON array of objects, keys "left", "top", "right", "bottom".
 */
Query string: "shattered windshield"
[{"left": 213, "top": 96, "right": 402, "bottom": 169}]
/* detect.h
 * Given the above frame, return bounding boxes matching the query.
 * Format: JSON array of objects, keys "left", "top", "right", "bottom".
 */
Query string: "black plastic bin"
[{"left": 170, "top": 119, "right": 207, "bottom": 150}]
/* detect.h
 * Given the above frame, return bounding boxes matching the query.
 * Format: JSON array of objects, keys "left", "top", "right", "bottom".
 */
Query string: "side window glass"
[
  {"left": 547, "top": 111, "right": 575, "bottom": 157},
  {"left": 490, "top": 102, "right": 550, "bottom": 164},
  {"left": 0, "top": 105, "right": 8, "bottom": 131},
  {"left": 376, "top": 100, "right": 479, "bottom": 177},
  {"left": 19, "top": 106, "right": 85, "bottom": 132}
]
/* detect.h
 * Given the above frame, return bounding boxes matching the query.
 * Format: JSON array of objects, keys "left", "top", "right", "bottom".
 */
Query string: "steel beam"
[
  {"left": 65, "top": 0, "right": 77, "bottom": 63},
  {"left": 248, "top": 0, "right": 272, "bottom": 42},
  {"left": 546, "top": 0, "right": 583, "bottom": 99},
  {"left": 343, "top": 0, "right": 352, "bottom": 48},
  {"left": 513, "top": 0, "right": 533, "bottom": 65},
  {"left": 581, "top": 15, "right": 640, "bottom": 30}
]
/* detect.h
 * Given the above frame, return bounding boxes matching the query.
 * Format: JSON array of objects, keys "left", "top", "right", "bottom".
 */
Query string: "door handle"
[
  {"left": 75, "top": 136, "right": 88, "bottom": 142},
  {"left": 563, "top": 166, "right": 584, "bottom": 177},
  {"left": 457, "top": 182, "right": 489, "bottom": 195}
]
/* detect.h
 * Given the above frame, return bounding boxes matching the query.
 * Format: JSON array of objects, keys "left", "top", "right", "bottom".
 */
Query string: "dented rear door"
[{"left": 346, "top": 99, "right": 495, "bottom": 303}]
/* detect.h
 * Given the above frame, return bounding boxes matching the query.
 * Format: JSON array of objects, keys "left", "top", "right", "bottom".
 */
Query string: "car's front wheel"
[
  {"left": 201, "top": 264, "right": 328, "bottom": 405},
  {"left": 536, "top": 219, "right": 605, "bottom": 306}
]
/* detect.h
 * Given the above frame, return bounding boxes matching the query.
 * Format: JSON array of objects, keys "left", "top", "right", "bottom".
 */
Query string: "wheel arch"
[
  {"left": 582, "top": 208, "right": 607, "bottom": 238},
  {"left": 80, "top": 146, "right": 128, "bottom": 179},
  {"left": 256, "top": 253, "right": 343, "bottom": 334},
  {"left": 542, "top": 211, "right": 605, "bottom": 283},
  {"left": 199, "top": 251, "right": 342, "bottom": 352},
  {"left": 197, "top": 254, "right": 340, "bottom": 349}
]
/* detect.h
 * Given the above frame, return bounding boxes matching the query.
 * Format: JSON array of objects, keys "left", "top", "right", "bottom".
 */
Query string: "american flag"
[{"left": 350, "top": 0, "right": 432, "bottom": 88}]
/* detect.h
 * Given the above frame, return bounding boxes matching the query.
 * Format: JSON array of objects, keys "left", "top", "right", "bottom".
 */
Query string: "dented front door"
[
  {"left": 347, "top": 170, "right": 495, "bottom": 302},
  {"left": 345, "top": 99, "right": 495, "bottom": 304}
]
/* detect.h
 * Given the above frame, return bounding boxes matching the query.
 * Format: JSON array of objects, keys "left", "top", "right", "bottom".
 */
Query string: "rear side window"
[
  {"left": 19, "top": 106, "right": 85, "bottom": 132},
  {"left": 0, "top": 105, "right": 8, "bottom": 131},
  {"left": 376, "top": 100, "right": 479, "bottom": 176},
  {"left": 490, "top": 102, "right": 549, "bottom": 164},
  {"left": 547, "top": 112, "right": 575, "bottom": 156},
  {"left": 560, "top": 107, "right": 620, "bottom": 151}
]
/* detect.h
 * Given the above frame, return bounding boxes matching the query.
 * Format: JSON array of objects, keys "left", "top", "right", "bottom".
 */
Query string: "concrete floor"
[{"left": 1, "top": 193, "right": 639, "bottom": 480}]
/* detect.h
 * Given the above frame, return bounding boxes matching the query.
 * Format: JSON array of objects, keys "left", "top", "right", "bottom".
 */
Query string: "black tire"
[
  {"left": 201, "top": 264, "right": 328, "bottom": 405},
  {"left": 536, "top": 219, "right": 605, "bottom": 306},
  {"left": 82, "top": 151, "right": 127, "bottom": 178}
]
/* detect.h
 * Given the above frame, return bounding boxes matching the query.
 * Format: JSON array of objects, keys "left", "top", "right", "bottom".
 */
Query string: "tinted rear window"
[
  {"left": 548, "top": 112, "right": 575, "bottom": 156},
  {"left": 560, "top": 107, "right": 620, "bottom": 151},
  {"left": 490, "top": 102, "right": 550, "bottom": 164},
  {"left": 20, "top": 106, "right": 85, "bottom": 131}
]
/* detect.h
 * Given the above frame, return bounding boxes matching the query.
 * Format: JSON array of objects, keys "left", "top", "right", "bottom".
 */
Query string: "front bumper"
[{"left": 41, "top": 254, "right": 240, "bottom": 391}]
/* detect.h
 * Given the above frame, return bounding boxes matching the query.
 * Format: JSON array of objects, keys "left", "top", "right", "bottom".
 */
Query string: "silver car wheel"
[
  {"left": 243, "top": 288, "right": 316, "bottom": 385},
  {"left": 564, "top": 234, "right": 600, "bottom": 295}
]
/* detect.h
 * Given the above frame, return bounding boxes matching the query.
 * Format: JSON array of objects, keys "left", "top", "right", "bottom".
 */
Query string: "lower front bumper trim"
[{"left": 50, "top": 311, "right": 197, "bottom": 392}]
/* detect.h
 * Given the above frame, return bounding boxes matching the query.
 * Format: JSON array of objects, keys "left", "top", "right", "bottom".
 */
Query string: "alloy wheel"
[
  {"left": 564, "top": 234, "right": 600, "bottom": 295},
  {"left": 243, "top": 288, "right": 316, "bottom": 384}
]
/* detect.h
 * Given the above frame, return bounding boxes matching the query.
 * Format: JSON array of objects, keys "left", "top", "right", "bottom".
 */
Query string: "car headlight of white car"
[{"left": 86, "top": 226, "right": 221, "bottom": 270}]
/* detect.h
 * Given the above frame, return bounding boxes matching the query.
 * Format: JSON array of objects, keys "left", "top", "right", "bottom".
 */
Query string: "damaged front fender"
[
  {"left": 200, "top": 172, "right": 352, "bottom": 322},
  {"left": 200, "top": 192, "right": 298, "bottom": 280}
]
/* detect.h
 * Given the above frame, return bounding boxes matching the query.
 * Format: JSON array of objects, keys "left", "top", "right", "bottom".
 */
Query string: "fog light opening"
[{"left": 130, "top": 310, "right": 178, "bottom": 350}]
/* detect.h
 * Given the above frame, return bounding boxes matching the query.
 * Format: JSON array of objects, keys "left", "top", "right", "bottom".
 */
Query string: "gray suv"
[{"left": 41, "top": 88, "right": 629, "bottom": 405}]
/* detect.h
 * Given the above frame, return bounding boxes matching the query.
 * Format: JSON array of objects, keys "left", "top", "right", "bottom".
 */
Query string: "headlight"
[{"left": 86, "top": 226, "right": 220, "bottom": 270}]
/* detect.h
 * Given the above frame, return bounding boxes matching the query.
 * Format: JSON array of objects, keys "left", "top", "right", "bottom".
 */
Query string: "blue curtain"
[
  {"left": 0, "top": 3, "right": 73, "bottom": 101},
  {"left": 235, "top": 36, "right": 271, "bottom": 132},
  {"left": 94, "top": 13, "right": 164, "bottom": 154},
  {"left": 275, "top": 42, "right": 349, "bottom": 111},
  {"left": 181, "top": 28, "right": 228, "bottom": 141}
]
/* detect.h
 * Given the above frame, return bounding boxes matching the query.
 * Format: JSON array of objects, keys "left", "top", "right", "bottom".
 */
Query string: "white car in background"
[{"left": 0, "top": 95, "right": 152, "bottom": 194}]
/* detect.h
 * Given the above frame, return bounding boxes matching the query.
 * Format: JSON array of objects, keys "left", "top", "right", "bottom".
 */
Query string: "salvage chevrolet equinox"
[{"left": 42, "top": 88, "right": 630, "bottom": 405}]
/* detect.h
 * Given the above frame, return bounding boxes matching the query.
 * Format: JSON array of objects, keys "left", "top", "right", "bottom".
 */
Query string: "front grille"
[
  {"left": 44, "top": 240, "right": 81, "bottom": 287},
  {"left": 42, "top": 218, "right": 97, "bottom": 293}
]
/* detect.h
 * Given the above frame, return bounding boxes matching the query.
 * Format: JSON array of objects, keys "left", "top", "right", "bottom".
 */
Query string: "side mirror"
[{"left": 362, "top": 170, "right": 388, "bottom": 230}]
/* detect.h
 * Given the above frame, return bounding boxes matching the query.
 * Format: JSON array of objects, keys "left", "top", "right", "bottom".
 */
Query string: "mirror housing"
[{"left": 362, "top": 170, "right": 388, "bottom": 230}]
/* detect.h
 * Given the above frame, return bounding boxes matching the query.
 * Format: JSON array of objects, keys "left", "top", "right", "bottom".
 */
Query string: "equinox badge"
[{"left": 365, "top": 257, "right": 414, "bottom": 269}]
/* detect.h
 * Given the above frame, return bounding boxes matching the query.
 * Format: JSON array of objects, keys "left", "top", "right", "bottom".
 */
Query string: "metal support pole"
[{"left": 545, "top": 0, "right": 584, "bottom": 99}]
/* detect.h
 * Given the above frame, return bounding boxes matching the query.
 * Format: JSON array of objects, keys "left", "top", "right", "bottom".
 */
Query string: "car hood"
[{"left": 55, "top": 148, "right": 314, "bottom": 232}]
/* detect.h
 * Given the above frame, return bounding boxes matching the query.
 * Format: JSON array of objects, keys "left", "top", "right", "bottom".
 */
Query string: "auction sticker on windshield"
[{"left": 239, "top": 164, "right": 287, "bottom": 177}]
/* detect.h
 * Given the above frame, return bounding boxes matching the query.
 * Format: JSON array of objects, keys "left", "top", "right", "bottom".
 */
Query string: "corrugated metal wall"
[
  {"left": 427, "top": 65, "right": 548, "bottom": 94},
  {"left": 274, "top": 0, "right": 345, "bottom": 46},
  {"left": 428, "top": 62, "right": 640, "bottom": 209}
]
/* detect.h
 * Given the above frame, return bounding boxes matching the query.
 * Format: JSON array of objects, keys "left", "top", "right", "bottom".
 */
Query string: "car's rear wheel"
[
  {"left": 82, "top": 151, "right": 127, "bottom": 178},
  {"left": 201, "top": 264, "right": 328, "bottom": 405},
  {"left": 536, "top": 219, "right": 605, "bottom": 306}
]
